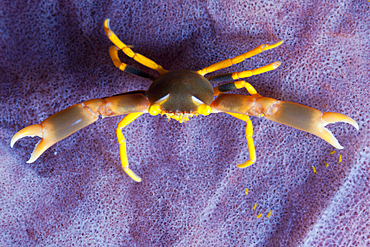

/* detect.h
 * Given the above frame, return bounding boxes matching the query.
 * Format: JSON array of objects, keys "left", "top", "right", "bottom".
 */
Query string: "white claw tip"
[
  {"left": 353, "top": 121, "right": 359, "bottom": 131},
  {"left": 26, "top": 152, "right": 38, "bottom": 163},
  {"left": 105, "top": 18, "right": 110, "bottom": 27},
  {"left": 10, "top": 135, "right": 20, "bottom": 148},
  {"left": 336, "top": 144, "right": 344, "bottom": 150},
  {"left": 273, "top": 61, "right": 281, "bottom": 69}
]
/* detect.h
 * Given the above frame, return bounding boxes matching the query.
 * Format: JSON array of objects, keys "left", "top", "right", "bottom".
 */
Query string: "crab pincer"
[
  {"left": 211, "top": 94, "right": 359, "bottom": 157},
  {"left": 11, "top": 94, "right": 149, "bottom": 182}
]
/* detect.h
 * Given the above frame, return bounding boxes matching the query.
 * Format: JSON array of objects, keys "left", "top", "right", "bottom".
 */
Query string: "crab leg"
[
  {"left": 197, "top": 40, "right": 283, "bottom": 76},
  {"left": 11, "top": 93, "right": 149, "bottom": 164},
  {"left": 226, "top": 113, "right": 256, "bottom": 168},
  {"left": 108, "top": 46, "right": 156, "bottom": 81},
  {"left": 214, "top": 80, "right": 261, "bottom": 96},
  {"left": 116, "top": 112, "right": 144, "bottom": 182},
  {"left": 104, "top": 19, "right": 168, "bottom": 75},
  {"left": 208, "top": 61, "right": 281, "bottom": 83},
  {"left": 211, "top": 94, "right": 358, "bottom": 166}
]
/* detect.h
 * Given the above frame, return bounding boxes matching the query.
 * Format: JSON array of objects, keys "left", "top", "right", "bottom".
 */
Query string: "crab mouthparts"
[
  {"left": 164, "top": 111, "right": 197, "bottom": 123},
  {"left": 148, "top": 94, "right": 212, "bottom": 123}
]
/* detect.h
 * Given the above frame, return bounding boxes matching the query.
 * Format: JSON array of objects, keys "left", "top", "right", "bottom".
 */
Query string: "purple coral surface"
[{"left": 1, "top": 1, "right": 369, "bottom": 246}]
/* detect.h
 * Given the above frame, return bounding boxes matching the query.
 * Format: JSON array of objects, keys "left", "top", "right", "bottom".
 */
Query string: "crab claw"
[
  {"left": 10, "top": 124, "right": 54, "bottom": 163},
  {"left": 10, "top": 101, "right": 101, "bottom": 163},
  {"left": 320, "top": 112, "right": 359, "bottom": 148},
  {"left": 263, "top": 101, "right": 359, "bottom": 149}
]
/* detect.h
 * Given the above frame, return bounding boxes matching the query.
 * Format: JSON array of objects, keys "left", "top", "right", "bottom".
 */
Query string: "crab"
[{"left": 11, "top": 19, "right": 358, "bottom": 182}]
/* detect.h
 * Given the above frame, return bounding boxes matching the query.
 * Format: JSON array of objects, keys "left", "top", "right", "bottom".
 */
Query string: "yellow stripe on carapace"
[
  {"left": 245, "top": 188, "right": 249, "bottom": 195},
  {"left": 324, "top": 161, "right": 329, "bottom": 167},
  {"left": 339, "top": 154, "right": 342, "bottom": 163},
  {"left": 267, "top": 210, "right": 272, "bottom": 218},
  {"left": 312, "top": 166, "right": 317, "bottom": 173},
  {"left": 253, "top": 202, "right": 257, "bottom": 210},
  {"left": 330, "top": 150, "right": 336, "bottom": 154},
  {"left": 257, "top": 213, "right": 263, "bottom": 219}
]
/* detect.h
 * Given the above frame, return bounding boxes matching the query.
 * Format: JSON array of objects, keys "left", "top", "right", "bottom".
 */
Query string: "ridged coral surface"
[{"left": 1, "top": 0, "right": 369, "bottom": 246}]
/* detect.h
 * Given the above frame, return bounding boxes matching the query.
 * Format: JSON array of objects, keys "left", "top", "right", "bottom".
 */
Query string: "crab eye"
[
  {"left": 191, "top": 96, "right": 211, "bottom": 116},
  {"left": 148, "top": 94, "right": 170, "bottom": 115},
  {"left": 148, "top": 104, "right": 162, "bottom": 116},
  {"left": 197, "top": 104, "right": 211, "bottom": 116}
]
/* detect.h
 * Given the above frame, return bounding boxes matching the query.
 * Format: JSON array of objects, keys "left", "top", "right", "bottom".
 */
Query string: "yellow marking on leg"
[
  {"left": 324, "top": 161, "right": 329, "bottom": 167},
  {"left": 339, "top": 154, "right": 342, "bottom": 163},
  {"left": 235, "top": 81, "right": 259, "bottom": 95},
  {"left": 109, "top": 46, "right": 127, "bottom": 71},
  {"left": 104, "top": 19, "right": 126, "bottom": 49},
  {"left": 197, "top": 40, "right": 283, "bottom": 76},
  {"left": 330, "top": 150, "right": 335, "bottom": 154},
  {"left": 312, "top": 166, "right": 317, "bottom": 173},
  {"left": 226, "top": 112, "right": 256, "bottom": 168},
  {"left": 253, "top": 202, "right": 257, "bottom": 210},
  {"left": 116, "top": 112, "right": 144, "bottom": 182},
  {"left": 104, "top": 19, "right": 168, "bottom": 74},
  {"left": 257, "top": 213, "right": 263, "bottom": 219},
  {"left": 245, "top": 188, "right": 249, "bottom": 195},
  {"left": 231, "top": 61, "right": 281, "bottom": 80},
  {"left": 213, "top": 80, "right": 261, "bottom": 97},
  {"left": 226, "top": 112, "right": 250, "bottom": 122},
  {"left": 267, "top": 210, "right": 272, "bottom": 218}
]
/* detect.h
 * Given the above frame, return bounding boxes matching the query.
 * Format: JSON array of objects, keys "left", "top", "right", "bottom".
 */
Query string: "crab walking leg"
[
  {"left": 197, "top": 40, "right": 283, "bottom": 76},
  {"left": 214, "top": 80, "right": 261, "bottom": 97},
  {"left": 208, "top": 62, "right": 281, "bottom": 83},
  {"left": 109, "top": 46, "right": 156, "bottom": 81},
  {"left": 116, "top": 112, "right": 144, "bottom": 182},
  {"left": 226, "top": 113, "right": 256, "bottom": 168},
  {"left": 104, "top": 19, "right": 168, "bottom": 74},
  {"left": 211, "top": 94, "right": 358, "bottom": 149},
  {"left": 11, "top": 93, "right": 149, "bottom": 163}
]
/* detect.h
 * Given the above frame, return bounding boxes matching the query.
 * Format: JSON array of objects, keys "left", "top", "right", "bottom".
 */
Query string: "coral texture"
[{"left": 1, "top": 0, "right": 369, "bottom": 246}]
